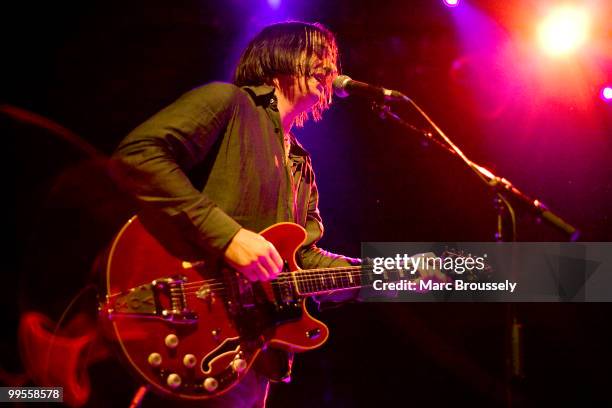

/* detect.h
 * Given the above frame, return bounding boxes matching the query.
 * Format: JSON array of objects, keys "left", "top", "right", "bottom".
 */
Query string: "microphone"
[{"left": 332, "top": 75, "right": 409, "bottom": 102}]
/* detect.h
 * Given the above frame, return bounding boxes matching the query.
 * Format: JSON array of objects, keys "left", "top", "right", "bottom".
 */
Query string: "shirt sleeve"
[{"left": 109, "top": 82, "right": 242, "bottom": 258}]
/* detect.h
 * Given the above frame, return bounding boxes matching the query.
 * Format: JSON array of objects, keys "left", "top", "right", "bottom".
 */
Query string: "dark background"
[{"left": 4, "top": 0, "right": 611, "bottom": 406}]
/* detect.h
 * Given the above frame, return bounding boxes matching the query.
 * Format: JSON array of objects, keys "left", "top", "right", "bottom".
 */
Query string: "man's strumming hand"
[{"left": 223, "top": 228, "right": 283, "bottom": 281}]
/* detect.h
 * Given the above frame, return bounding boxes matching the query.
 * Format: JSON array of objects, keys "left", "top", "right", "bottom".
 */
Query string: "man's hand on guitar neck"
[{"left": 224, "top": 228, "right": 284, "bottom": 282}]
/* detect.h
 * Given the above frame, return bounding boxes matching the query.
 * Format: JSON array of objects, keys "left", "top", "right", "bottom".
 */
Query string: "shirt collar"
[
  {"left": 242, "top": 84, "right": 310, "bottom": 159},
  {"left": 242, "top": 84, "right": 278, "bottom": 111}
]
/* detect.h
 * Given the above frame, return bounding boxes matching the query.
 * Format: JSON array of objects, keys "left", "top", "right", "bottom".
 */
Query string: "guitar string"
[
  {"left": 175, "top": 270, "right": 416, "bottom": 298},
  {"left": 127, "top": 264, "right": 425, "bottom": 296},
  {"left": 175, "top": 280, "right": 360, "bottom": 297},
  {"left": 174, "top": 271, "right": 368, "bottom": 293},
  {"left": 139, "top": 268, "right": 377, "bottom": 298},
  {"left": 179, "top": 282, "right": 371, "bottom": 299},
  {"left": 181, "top": 265, "right": 416, "bottom": 289},
  {"left": 138, "top": 259, "right": 447, "bottom": 298},
  {"left": 173, "top": 269, "right": 419, "bottom": 297},
  {"left": 175, "top": 253, "right": 457, "bottom": 290},
  {"left": 177, "top": 266, "right": 420, "bottom": 292},
  {"left": 176, "top": 257, "right": 449, "bottom": 289},
  {"left": 149, "top": 255, "right": 465, "bottom": 291},
  {"left": 114, "top": 263, "right": 472, "bottom": 303},
  {"left": 174, "top": 251, "right": 470, "bottom": 289},
  {"left": 177, "top": 266, "right": 379, "bottom": 290},
  {"left": 178, "top": 265, "right": 370, "bottom": 288}
]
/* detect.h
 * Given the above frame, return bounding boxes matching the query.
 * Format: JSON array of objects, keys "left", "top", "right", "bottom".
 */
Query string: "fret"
[
  {"left": 325, "top": 274, "right": 334, "bottom": 291},
  {"left": 287, "top": 259, "right": 432, "bottom": 296},
  {"left": 290, "top": 271, "right": 299, "bottom": 294},
  {"left": 298, "top": 271, "right": 307, "bottom": 294},
  {"left": 310, "top": 270, "right": 317, "bottom": 292},
  {"left": 339, "top": 271, "right": 347, "bottom": 289},
  {"left": 352, "top": 269, "right": 361, "bottom": 287},
  {"left": 295, "top": 275, "right": 302, "bottom": 293},
  {"left": 292, "top": 264, "right": 420, "bottom": 295},
  {"left": 302, "top": 270, "right": 308, "bottom": 293},
  {"left": 307, "top": 270, "right": 315, "bottom": 293},
  {"left": 296, "top": 273, "right": 303, "bottom": 293}
]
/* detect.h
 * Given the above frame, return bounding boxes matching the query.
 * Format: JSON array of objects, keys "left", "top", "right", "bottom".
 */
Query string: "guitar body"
[{"left": 101, "top": 217, "right": 329, "bottom": 401}]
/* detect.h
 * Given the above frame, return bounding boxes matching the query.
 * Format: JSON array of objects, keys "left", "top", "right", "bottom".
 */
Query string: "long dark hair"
[{"left": 234, "top": 21, "right": 339, "bottom": 126}]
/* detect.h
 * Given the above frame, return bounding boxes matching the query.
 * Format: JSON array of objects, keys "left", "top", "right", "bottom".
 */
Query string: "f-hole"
[{"left": 200, "top": 337, "right": 241, "bottom": 373}]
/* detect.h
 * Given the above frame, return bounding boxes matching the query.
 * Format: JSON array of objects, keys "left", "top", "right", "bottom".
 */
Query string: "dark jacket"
[{"left": 111, "top": 81, "right": 353, "bottom": 269}]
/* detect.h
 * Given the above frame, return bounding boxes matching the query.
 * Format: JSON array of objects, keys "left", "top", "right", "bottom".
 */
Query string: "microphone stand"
[
  {"left": 372, "top": 99, "right": 580, "bottom": 408},
  {"left": 372, "top": 101, "right": 580, "bottom": 241}
]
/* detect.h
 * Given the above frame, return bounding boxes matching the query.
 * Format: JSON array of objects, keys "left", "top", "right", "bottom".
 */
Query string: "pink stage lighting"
[
  {"left": 443, "top": 0, "right": 459, "bottom": 7},
  {"left": 537, "top": 6, "right": 591, "bottom": 56},
  {"left": 602, "top": 86, "right": 612, "bottom": 102}
]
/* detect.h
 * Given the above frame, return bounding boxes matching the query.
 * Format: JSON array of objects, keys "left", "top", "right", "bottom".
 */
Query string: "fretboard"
[{"left": 285, "top": 265, "right": 416, "bottom": 296}]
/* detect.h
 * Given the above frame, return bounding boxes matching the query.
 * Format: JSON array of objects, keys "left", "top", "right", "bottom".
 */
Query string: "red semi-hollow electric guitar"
[{"left": 100, "top": 216, "right": 375, "bottom": 401}]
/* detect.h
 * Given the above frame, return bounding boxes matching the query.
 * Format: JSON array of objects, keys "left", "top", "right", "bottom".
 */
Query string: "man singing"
[{"left": 111, "top": 21, "right": 358, "bottom": 407}]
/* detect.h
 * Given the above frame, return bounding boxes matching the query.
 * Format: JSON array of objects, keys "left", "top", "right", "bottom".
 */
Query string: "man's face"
[
  {"left": 277, "top": 53, "right": 338, "bottom": 113},
  {"left": 305, "top": 55, "right": 337, "bottom": 104}
]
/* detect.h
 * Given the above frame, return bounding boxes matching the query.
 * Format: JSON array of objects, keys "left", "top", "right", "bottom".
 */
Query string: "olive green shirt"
[{"left": 111, "top": 82, "right": 353, "bottom": 269}]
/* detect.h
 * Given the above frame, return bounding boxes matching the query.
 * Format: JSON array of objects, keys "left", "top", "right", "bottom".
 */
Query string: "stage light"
[
  {"left": 443, "top": 0, "right": 459, "bottom": 7},
  {"left": 537, "top": 6, "right": 590, "bottom": 56},
  {"left": 267, "top": 0, "right": 281, "bottom": 9},
  {"left": 602, "top": 86, "right": 612, "bottom": 102}
]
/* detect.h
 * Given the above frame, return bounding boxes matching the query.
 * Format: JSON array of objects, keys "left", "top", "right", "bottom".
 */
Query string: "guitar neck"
[{"left": 285, "top": 265, "right": 414, "bottom": 296}]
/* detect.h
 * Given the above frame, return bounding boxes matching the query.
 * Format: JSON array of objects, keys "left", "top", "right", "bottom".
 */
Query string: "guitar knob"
[
  {"left": 203, "top": 377, "right": 218, "bottom": 392},
  {"left": 166, "top": 373, "right": 182, "bottom": 389},
  {"left": 183, "top": 354, "right": 197, "bottom": 368},
  {"left": 147, "top": 352, "right": 162, "bottom": 367},
  {"left": 164, "top": 334, "right": 179, "bottom": 349},
  {"left": 231, "top": 358, "right": 247, "bottom": 373}
]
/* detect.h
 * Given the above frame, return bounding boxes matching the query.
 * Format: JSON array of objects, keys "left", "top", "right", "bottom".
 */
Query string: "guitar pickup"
[
  {"left": 306, "top": 328, "right": 321, "bottom": 339},
  {"left": 103, "top": 275, "right": 198, "bottom": 324}
]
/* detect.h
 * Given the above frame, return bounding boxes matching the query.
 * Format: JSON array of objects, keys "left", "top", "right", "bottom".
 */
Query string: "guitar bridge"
[{"left": 103, "top": 275, "right": 198, "bottom": 324}]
